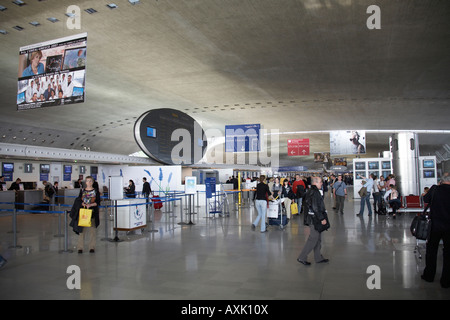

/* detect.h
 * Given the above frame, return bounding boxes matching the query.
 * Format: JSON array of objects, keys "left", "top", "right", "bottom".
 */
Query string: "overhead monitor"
[
  {"left": 40, "top": 164, "right": 50, "bottom": 174},
  {"left": 17, "top": 33, "right": 87, "bottom": 111},
  {"left": 2, "top": 163, "right": 14, "bottom": 173},
  {"left": 423, "top": 159, "right": 435, "bottom": 168}
]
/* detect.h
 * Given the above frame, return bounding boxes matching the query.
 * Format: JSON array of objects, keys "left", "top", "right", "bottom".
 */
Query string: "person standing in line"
[
  {"left": 252, "top": 175, "right": 271, "bottom": 233},
  {"left": 421, "top": 174, "right": 450, "bottom": 288},
  {"left": 357, "top": 173, "right": 374, "bottom": 217},
  {"left": 333, "top": 174, "right": 347, "bottom": 214},
  {"left": 142, "top": 177, "right": 152, "bottom": 210},
  {"left": 142, "top": 177, "right": 152, "bottom": 198},
  {"left": 297, "top": 176, "right": 329, "bottom": 265},
  {"left": 69, "top": 176, "right": 101, "bottom": 254}
]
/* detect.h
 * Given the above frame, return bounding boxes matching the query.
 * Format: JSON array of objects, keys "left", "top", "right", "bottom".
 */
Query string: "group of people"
[
  {"left": 357, "top": 173, "right": 400, "bottom": 218},
  {"left": 251, "top": 174, "right": 332, "bottom": 265},
  {"left": 249, "top": 171, "right": 450, "bottom": 289},
  {"left": 23, "top": 73, "right": 76, "bottom": 103},
  {"left": 123, "top": 178, "right": 152, "bottom": 199}
]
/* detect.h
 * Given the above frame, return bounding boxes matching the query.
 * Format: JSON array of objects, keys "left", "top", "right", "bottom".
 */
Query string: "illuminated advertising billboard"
[{"left": 17, "top": 33, "right": 87, "bottom": 111}]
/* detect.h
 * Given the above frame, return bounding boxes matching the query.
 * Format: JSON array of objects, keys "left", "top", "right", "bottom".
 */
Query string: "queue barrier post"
[
  {"left": 54, "top": 204, "right": 64, "bottom": 238},
  {"left": 59, "top": 210, "right": 73, "bottom": 254},
  {"left": 8, "top": 208, "right": 22, "bottom": 249}
]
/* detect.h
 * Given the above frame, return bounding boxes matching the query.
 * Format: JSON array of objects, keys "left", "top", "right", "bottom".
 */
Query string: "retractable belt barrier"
[{"left": 0, "top": 196, "right": 184, "bottom": 253}]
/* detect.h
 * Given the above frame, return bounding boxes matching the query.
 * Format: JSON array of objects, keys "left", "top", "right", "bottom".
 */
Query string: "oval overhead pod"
[{"left": 134, "top": 108, "right": 207, "bottom": 165}]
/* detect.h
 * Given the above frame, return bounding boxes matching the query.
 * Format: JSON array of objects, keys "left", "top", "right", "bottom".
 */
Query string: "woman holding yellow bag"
[{"left": 70, "top": 176, "right": 101, "bottom": 253}]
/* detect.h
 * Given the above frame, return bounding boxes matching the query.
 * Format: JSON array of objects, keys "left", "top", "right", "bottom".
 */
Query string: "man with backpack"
[{"left": 292, "top": 174, "right": 306, "bottom": 214}]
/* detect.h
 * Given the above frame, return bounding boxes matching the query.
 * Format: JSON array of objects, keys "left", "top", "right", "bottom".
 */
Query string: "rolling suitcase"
[{"left": 152, "top": 195, "right": 163, "bottom": 209}]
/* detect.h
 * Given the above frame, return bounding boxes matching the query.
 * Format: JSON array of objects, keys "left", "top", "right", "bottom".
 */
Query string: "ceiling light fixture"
[
  {"left": 29, "top": 21, "right": 40, "bottom": 27},
  {"left": 128, "top": 0, "right": 140, "bottom": 4},
  {"left": 106, "top": 3, "right": 118, "bottom": 9},
  {"left": 47, "top": 17, "right": 59, "bottom": 23},
  {"left": 0, "top": 30, "right": 7, "bottom": 35},
  {"left": 85, "top": 8, "right": 97, "bottom": 14},
  {"left": 0, "top": 5, "right": 7, "bottom": 11},
  {"left": 12, "top": 0, "right": 26, "bottom": 6}
]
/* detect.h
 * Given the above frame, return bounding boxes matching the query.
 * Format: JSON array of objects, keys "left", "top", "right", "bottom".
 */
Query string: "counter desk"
[{"left": 113, "top": 198, "right": 147, "bottom": 232}]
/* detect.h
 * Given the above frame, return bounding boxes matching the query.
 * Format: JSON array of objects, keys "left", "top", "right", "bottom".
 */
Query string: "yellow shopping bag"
[
  {"left": 78, "top": 208, "right": 93, "bottom": 227},
  {"left": 290, "top": 202, "right": 299, "bottom": 215}
]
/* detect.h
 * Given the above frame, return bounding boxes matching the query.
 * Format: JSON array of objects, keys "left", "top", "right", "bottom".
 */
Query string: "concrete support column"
[{"left": 390, "top": 132, "right": 420, "bottom": 196}]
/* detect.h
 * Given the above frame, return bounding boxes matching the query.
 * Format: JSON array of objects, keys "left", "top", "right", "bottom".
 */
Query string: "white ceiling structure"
[{"left": 0, "top": 0, "right": 449, "bottom": 169}]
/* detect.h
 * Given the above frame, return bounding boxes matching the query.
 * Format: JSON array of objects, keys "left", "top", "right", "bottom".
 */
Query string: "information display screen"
[{"left": 17, "top": 33, "right": 87, "bottom": 111}]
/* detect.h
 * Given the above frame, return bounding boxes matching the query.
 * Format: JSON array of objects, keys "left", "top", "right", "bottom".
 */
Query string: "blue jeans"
[
  {"left": 253, "top": 200, "right": 267, "bottom": 232},
  {"left": 359, "top": 195, "right": 372, "bottom": 216},
  {"left": 296, "top": 197, "right": 303, "bottom": 214}
]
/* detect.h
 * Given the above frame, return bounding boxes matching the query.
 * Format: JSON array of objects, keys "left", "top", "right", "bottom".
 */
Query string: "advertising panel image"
[
  {"left": 17, "top": 33, "right": 87, "bottom": 111},
  {"left": 330, "top": 130, "right": 366, "bottom": 155}
]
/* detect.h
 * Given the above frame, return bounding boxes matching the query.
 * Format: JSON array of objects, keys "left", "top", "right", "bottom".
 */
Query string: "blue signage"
[
  {"left": 225, "top": 124, "right": 260, "bottom": 152},
  {"left": 277, "top": 166, "right": 308, "bottom": 172},
  {"left": 205, "top": 177, "right": 216, "bottom": 199}
]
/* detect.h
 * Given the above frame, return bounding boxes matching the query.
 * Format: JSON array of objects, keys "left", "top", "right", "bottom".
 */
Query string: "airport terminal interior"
[{"left": 0, "top": 0, "right": 450, "bottom": 301}]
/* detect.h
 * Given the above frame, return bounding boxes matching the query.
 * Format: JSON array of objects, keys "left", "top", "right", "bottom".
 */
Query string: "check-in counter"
[
  {"left": 17, "top": 190, "right": 44, "bottom": 210},
  {"left": 60, "top": 188, "right": 81, "bottom": 207},
  {"left": 0, "top": 191, "right": 16, "bottom": 211},
  {"left": 114, "top": 198, "right": 147, "bottom": 231}
]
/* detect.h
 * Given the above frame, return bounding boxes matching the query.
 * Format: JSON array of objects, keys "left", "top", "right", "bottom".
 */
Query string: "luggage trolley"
[{"left": 267, "top": 197, "right": 288, "bottom": 230}]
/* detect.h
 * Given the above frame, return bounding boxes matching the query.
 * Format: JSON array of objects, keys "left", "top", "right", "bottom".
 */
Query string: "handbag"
[
  {"left": 290, "top": 202, "right": 299, "bottom": 215},
  {"left": 78, "top": 208, "right": 93, "bottom": 227},
  {"left": 358, "top": 186, "right": 367, "bottom": 197}
]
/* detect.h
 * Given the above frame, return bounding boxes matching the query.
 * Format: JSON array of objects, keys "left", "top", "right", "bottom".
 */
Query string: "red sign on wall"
[{"left": 287, "top": 139, "right": 310, "bottom": 156}]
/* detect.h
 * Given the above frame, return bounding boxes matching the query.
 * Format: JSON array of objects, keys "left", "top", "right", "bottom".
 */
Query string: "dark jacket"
[
  {"left": 142, "top": 181, "right": 152, "bottom": 197},
  {"left": 424, "top": 184, "right": 450, "bottom": 232},
  {"left": 281, "top": 185, "right": 295, "bottom": 199},
  {"left": 303, "top": 185, "right": 327, "bottom": 226},
  {"left": 125, "top": 183, "right": 136, "bottom": 198},
  {"left": 69, "top": 188, "right": 101, "bottom": 234},
  {"left": 254, "top": 182, "right": 271, "bottom": 200}
]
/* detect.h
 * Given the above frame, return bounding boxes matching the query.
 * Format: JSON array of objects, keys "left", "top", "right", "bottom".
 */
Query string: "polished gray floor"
[{"left": 0, "top": 191, "right": 449, "bottom": 300}]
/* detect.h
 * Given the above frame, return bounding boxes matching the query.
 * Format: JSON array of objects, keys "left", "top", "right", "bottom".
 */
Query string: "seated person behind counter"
[{"left": 8, "top": 178, "right": 22, "bottom": 191}]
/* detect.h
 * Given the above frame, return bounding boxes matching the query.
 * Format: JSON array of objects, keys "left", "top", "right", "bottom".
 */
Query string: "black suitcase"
[{"left": 410, "top": 215, "right": 430, "bottom": 240}]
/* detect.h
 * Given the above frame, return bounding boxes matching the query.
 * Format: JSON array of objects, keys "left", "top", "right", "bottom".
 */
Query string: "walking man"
[{"left": 297, "top": 176, "right": 329, "bottom": 265}]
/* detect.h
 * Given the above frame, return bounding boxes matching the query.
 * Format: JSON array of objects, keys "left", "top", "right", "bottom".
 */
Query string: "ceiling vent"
[
  {"left": 12, "top": 0, "right": 26, "bottom": 6},
  {"left": 85, "top": 8, "right": 97, "bottom": 14}
]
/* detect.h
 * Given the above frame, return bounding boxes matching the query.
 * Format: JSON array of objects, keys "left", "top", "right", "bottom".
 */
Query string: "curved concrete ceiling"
[{"left": 0, "top": 0, "right": 449, "bottom": 168}]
